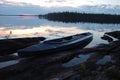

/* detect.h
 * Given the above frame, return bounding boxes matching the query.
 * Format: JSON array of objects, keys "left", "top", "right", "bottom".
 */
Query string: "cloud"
[
  {"left": 0, "top": 0, "right": 101, "bottom": 8},
  {"left": 0, "top": 0, "right": 32, "bottom": 6},
  {"left": 0, "top": 0, "right": 120, "bottom": 8},
  {"left": 0, "top": 0, "right": 120, "bottom": 12},
  {"left": 45, "top": 0, "right": 67, "bottom": 3}
]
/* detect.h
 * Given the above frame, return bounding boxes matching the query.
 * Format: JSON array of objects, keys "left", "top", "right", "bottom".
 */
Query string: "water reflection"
[
  {"left": 0, "top": 60, "right": 19, "bottom": 68},
  {"left": 0, "top": 16, "right": 120, "bottom": 46},
  {"left": 96, "top": 55, "right": 111, "bottom": 65},
  {"left": 0, "top": 16, "right": 120, "bottom": 68},
  {"left": 63, "top": 54, "right": 91, "bottom": 67},
  {"left": 0, "top": 26, "right": 85, "bottom": 39}
]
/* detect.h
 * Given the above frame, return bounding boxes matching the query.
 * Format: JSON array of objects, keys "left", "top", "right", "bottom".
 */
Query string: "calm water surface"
[
  {"left": 0, "top": 16, "right": 120, "bottom": 68},
  {"left": 0, "top": 16, "right": 120, "bottom": 47}
]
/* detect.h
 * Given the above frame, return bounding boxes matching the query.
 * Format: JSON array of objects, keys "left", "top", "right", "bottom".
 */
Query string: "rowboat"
[{"left": 18, "top": 32, "right": 93, "bottom": 57}]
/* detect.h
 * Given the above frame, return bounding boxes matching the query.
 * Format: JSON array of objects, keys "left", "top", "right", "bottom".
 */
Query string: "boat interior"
[{"left": 44, "top": 32, "right": 90, "bottom": 44}]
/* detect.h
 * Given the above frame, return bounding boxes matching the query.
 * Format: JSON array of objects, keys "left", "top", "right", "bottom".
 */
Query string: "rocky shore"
[
  {"left": 0, "top": 31, "right": 120, "bottom": 80},
  {"left": 0, "top": 37, "right": 45, "bottom": 56}
]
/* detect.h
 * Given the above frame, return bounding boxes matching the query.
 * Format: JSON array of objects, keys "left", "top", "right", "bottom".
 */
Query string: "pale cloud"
[
  {"left": 0, "top": 0, "right": 31, "bottom": 6},
  {"left": 0, "top": 0, "right": 96, "bottom": 7},
  {"left": 45, "top": 0, "right": 67, "bottom": 3}
]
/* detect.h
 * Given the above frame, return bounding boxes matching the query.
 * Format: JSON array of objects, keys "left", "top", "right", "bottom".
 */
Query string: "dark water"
[{"left": 0, "top": 16, "right": 120, "bottom": 68}]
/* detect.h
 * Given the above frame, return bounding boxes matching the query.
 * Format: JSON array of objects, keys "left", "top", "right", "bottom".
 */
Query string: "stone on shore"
[{"left": 0, "top": 31, "right": 120, "bottom": 80}]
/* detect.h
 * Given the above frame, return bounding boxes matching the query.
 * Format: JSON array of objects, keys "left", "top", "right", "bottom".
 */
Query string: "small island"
[{"left": 39, "top": 12, "right": 120, "bottom": 23}]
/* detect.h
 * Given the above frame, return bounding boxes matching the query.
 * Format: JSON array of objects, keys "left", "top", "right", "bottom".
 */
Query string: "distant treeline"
[{"left": 39, "top": 12, "right": 120, "bottom": 24}]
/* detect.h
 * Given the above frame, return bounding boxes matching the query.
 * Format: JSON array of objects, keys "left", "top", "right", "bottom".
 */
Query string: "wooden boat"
[{"left": 18, "top": 32, "right": 93, "bottom": 57}]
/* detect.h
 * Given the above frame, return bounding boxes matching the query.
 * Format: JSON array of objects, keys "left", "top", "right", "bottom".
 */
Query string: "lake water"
[
  {"left": 0, "top": 15, "right": 120, "bottom": 68},
  {"left": 0, "top": 16, "right": 120, "bottom": 47}
]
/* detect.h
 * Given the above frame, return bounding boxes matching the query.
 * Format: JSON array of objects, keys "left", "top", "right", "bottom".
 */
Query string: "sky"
[
  {"left": 0, "top": 0, "right": 120, "bottom": 8},
  {"left": 0, "top": 0, "right": 120, "bottom": 14}
]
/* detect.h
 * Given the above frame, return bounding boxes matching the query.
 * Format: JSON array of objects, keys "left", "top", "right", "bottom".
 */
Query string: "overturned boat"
[{"left": 18, "top": 32, "right": 93, "bottom": 57}]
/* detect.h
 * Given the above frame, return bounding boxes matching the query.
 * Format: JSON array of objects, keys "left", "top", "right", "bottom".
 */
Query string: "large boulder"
[{"left": 101, "top": 31, "right": 120, "bottom": 42}]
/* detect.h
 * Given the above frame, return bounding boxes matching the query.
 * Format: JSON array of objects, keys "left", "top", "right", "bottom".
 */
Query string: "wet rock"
[
  {"left": 101, "top": 34, "right": 113, "bottom": 42},
  {"left": 105, "top": 31, "right": 120, "bottom": 39},
  {"left": 0, "top": 31, "right": 120, "bottom": 80},
  {"left": 101, "top": 31, "right": 120, "bottom": 42},
  {"left": 0, "top": 37, "right": 45, "bottom": 55}
]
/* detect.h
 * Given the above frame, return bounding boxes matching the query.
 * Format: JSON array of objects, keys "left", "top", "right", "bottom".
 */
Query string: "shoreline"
[
  {"left": 0, "top": 37, "right": 45, "bottom": 56},
  {"left": 0, "top": 31, "right": 120, "bottom": 80}
]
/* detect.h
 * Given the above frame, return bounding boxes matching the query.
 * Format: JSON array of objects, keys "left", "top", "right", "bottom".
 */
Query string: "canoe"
[{"left": 18, "top": 32, "right": 93, "bottom": 57}]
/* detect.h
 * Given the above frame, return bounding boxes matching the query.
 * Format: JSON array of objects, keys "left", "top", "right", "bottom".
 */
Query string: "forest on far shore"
[{"left": 39, "top": 12, "right": 120, "bottom": 23}]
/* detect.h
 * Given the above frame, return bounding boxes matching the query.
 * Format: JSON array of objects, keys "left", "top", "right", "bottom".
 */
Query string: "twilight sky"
[
  {"left": 0, "top": 0, "right": 120, "bottom": 14},
  {"left": 0, "top": 0, "right": 120, "bottom": 8}
]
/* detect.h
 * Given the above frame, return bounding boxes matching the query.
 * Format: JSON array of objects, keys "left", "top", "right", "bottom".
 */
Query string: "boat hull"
[{"left": 18, "top": 32, "right": 93, "bottom": 57}]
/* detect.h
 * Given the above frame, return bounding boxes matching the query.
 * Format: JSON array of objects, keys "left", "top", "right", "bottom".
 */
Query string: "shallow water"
[
  {"left": 0, "top": 60, "right": 19, "bottom": 68},
  {"left": 62, "top": 54, "right": 91, "bottom": 67},
  {"left": 96, "top": 55, "right": 112, "bottom": 65},
  {"left": 0, "top": 16, "right": 120, "bottom": 68}
]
